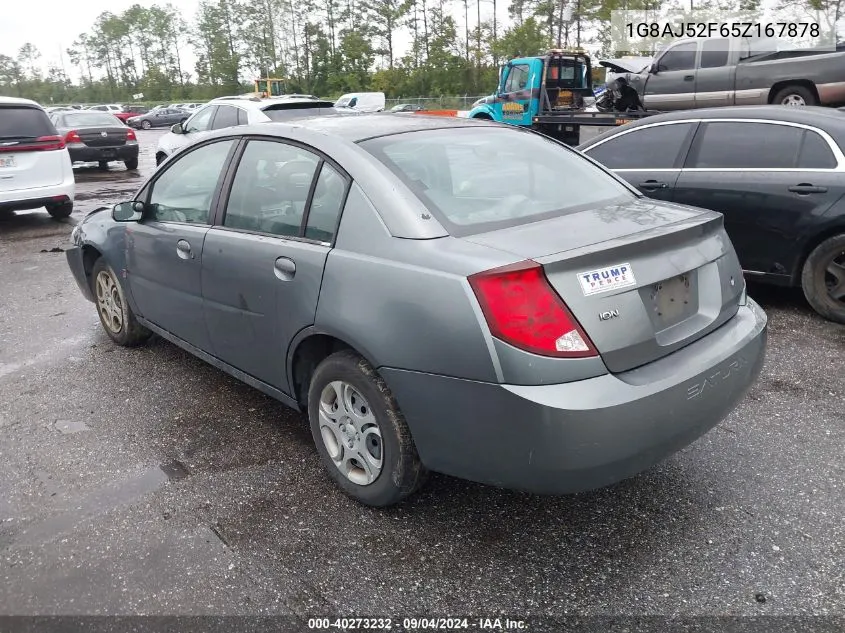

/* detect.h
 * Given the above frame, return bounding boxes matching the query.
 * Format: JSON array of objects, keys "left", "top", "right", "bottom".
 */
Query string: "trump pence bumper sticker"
[{"left": 578, "top": 263, "right": 637, "bottom": 296}]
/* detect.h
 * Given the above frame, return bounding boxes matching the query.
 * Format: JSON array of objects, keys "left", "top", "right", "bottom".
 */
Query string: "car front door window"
[
  {"left": 185, "top": 106, "right": 217, "bottom": 133},
  {"left": 148, "top": 140, "right": 235, "bottom": 223},
  {"left": 212, "top": 105, "right": 239, "bottom": 130},
  {"left": 658, "top": 43, "right": 697, "bottom": 72},
  {"left": 586, "top": 123, "right": 696, "bottom": 170},
  {"left": 223, "top": 139, "right": 320, "bottom": 236},
  {"left": 504, "top": 64, "right": 529, "bottom": 93}
]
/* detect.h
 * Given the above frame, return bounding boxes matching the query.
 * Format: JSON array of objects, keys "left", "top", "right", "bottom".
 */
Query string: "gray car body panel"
[{"left": 65, "top": 115, "right": 767, "bottom": 495}]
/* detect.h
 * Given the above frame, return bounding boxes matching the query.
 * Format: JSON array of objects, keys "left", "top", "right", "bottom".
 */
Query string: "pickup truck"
[
  {"left": 607, "top": 37, "right": 845, "bottom": 110},
  {"left": 467, "top": 49, "right": 655, "bottom": 145}
]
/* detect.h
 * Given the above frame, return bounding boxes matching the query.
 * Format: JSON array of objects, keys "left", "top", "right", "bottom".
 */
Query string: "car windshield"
[
  {"left": 60, "top": 112, "right": 120, "bottom": 127},
  {"left": 360, "top": 127, "right": 634, "bottom": 236},
  {"left": 0, "top": 105, "right": 55, "bottom": 140}
]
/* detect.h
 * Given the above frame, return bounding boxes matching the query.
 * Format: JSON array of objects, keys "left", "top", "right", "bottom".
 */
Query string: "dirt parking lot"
[{"left": 0, "top": 129, "right": 843, "bottom": 628}]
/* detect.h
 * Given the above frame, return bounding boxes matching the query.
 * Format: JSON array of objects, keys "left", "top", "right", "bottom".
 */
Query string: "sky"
[{"left": 0, "top": 0, "right": 508, "bottom": 81}]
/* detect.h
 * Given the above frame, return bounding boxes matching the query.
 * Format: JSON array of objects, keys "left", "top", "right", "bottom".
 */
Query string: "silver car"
[{"left": 65, "top": 116, "right": 767, "bottom": 506}]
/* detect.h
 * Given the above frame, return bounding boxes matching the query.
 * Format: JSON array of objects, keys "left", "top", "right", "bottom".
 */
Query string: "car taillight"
[
  {"left": 468, "top": 260, "right": 597, "bottom": 358},
  {"left": 126, "top": 129, "right": 137, "bottom": 141},
  {"left": 0, "top": 135, "right": 65, "bottom": 152},
  {"left": 64, "top": 130, "right": 83, "bottom": 144}
]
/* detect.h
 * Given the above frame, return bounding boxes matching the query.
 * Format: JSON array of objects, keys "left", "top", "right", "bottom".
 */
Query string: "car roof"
[
  {"left": 0, "top": 96, "right": 42, "bottom": 108},
  {"left": 238, "top": 113, "right": 496, "bottom": 142},
  {"left": 579, "top": 106, "right": 845, "bottom": 148}
]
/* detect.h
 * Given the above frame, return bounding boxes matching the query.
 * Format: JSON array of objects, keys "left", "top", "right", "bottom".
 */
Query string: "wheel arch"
[
  {"left": 792, "top": 223, "right": 845, "bottom": 284},
  {"left": 768, "top": 80, "right": 819, "bottom": 105},
  {"left": 287, "top": 329, "right": 380, "bottom": 408},
  {"left": 81, "top": 244, "right": 104, "bottom": 292}
]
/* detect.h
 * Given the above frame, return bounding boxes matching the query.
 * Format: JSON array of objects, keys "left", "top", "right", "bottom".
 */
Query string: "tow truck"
[{"left": 466, "top": 49, "right": 658, "bottom": 145}]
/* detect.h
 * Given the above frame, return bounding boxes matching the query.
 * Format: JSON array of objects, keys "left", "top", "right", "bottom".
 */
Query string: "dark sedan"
[
  {"left": 49, "top": 110, "right": 139, "bottom": 170},
  {"left": 390, "top": 103, "right": 423, "bottom": 112},
  {"left": 578, "top": 106, "right": 845, "bottom": 324},
  {"left": 127, "top": 107, "right": 187, "bottom": 130}
]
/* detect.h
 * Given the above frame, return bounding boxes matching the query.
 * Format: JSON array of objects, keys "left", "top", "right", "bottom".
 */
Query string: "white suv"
[
  {"left": 0, "top": 97, "right": 75, "bottom": 219},
  {"left": 155, "top": 96, "right": 352, "bottom": 165}
]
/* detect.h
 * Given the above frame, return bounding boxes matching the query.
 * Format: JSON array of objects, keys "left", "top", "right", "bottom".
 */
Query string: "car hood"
[{"left": 599, "top": 58, "right": 651, "bottom": 74}]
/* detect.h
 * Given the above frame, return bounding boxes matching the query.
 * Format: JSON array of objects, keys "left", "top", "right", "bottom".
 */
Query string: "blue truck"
[{"left": 467, "top": 49, "right": 654, "bottom": 145}]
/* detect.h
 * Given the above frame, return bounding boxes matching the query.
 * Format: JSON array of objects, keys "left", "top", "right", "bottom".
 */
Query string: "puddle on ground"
[{"left": 159, "top": 459, "right": 191, "bottom": 481}]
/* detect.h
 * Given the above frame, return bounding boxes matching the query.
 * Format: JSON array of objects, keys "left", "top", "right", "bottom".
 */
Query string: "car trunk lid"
[
  {"left": 76, "top": 126, "right": 128, "bottom": 147},
  {"left": 463, "top": 199, "right": 745, "bottom": 373}
]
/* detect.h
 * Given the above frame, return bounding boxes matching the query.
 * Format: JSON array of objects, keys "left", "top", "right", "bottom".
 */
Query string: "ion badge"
[{"left": 578, "top": 263, "right": 637, "bottom": 296}]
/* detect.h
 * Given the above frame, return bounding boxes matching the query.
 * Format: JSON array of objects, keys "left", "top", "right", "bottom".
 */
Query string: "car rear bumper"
[
  {"left": 380, "top": 299, "right": 767, "bottom": 495},
  {"left": 0, "top": 177, "right": 75, "bottom": 210},
  {"left": 68, "top": 144, "right": 139, "bottom": 163},
  {"left": 65, "top": 244, "right": 94, "bottom": 302}
]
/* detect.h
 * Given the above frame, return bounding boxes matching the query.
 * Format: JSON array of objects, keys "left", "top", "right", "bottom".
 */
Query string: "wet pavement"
[{"left": 0, "top": 129, "right": 844, "bottom": 623}]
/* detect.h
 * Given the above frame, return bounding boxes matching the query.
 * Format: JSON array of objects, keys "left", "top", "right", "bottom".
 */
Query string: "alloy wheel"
[
  {"left": 95, "top": 270, "right": 124, "bottom": 334},
  {"left": 824, "top": 250, "right": 845, "bottom": 305},
  {"left": 782, "top": 94, "right": 806, "bottom": 106}
]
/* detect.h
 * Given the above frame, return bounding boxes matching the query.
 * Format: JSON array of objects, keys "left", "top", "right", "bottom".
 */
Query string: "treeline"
[{"left": 0, "top": 0, "right": 794, "bottom": 104}]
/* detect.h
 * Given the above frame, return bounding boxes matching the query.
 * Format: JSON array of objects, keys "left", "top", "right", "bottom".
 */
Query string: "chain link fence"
[{"left": 384, "top": 96, "right": 486, "bottom": 110}]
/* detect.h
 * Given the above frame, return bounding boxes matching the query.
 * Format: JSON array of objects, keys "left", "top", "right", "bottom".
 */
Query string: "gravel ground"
[{"left": 0, "top": 129, "right": 843, "bottom": 630}]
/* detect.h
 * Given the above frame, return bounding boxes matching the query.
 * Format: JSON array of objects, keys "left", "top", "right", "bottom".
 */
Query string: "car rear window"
[
  {"left": 262, "top": 102, "right": 336, "bottom": 121},
  {"left": 60, "top": 112, "right": 121, "bottom": 127},
  {"left": 360, "top": 127, "right": 634, "bottom": 236},
  {"left": 0, "top": 105, "right": 56, "bottom": 139}
]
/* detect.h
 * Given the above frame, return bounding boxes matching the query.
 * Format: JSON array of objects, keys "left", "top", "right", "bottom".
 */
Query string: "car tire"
[
  {"left": 141, "top": 120, "right": 152, "bottom": 130},
  {"left": 98, "top": 161, "right": 109, "bottom": 171},
  {"left": 155, "top": 153, "right": 166, "bottom": 166},
  {"left": 91, "top": 258, "right": 152, "bottom": 346},
  {"left": 801, "top": 234, "right": 845, "bottom": 324},
  {"left": 46, "top": 201, "right": 73, "bottom": 219},
  {"left": 307, "top": 350, "right": 427, "bottom": 506},
  {"left": 125, "top": 157, "right": 139, "bottom": 170},
  {"left": 772, "top": 85, "right": 818, "bottom": 107}
]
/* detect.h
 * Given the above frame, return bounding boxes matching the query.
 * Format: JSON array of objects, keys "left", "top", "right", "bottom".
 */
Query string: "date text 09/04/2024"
[
  {"left": 625, "top": 21, "right": 820, "bottom": 39},
  {"left": 307, "top": 618, "right": 528, "bottom": 630}
]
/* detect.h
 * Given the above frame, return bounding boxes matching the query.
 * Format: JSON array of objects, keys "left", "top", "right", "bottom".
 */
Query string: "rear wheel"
[
  {"left": 801, "top": 234, "right": 845, "bottom": 323},
  {"left": 91, "top": 258, "right": 152, "bottom": 346},
  {"left": 141, "top": 120, "right": 152, "bottom": 130},
  {"left": 98, "top": 161, "right": 109, "bottom": 171},
  {"left": 155, "top": 153, "right": 166, "bottom": 166},
  {"left": 772, "top": 84, "right": 818, "bottom": 107},
  {"left": 308, "top": 350, "right": 427, "bottom": 506},
  {"left": 46, "top": 201, "right": 73, "bottom": 219},
  {"left": 124, "top": 157, "right": 139, "bottom": 170}
]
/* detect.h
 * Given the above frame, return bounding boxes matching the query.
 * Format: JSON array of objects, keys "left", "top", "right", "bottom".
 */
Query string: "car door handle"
[
  {"left": 176, "top": 239, "right": 194, "bottom": 260},
  {"left": 684, "top": 75, "right": 694, "bottom": 81},
  {"left": 788, "top": 183, "right": 828, "bottom": 195},
  {"left": 274, "top": 256, "right": 296, "bottom": 281},
  {"left": 639, "top": 180, "right": 668, "bottom": 190}
]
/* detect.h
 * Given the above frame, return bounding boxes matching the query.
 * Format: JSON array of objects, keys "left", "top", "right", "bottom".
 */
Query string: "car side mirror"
[
  {"left": 171, "top": 123, "right": 184, "bottom": 134},
  {"left": 113, "top": 201, "right": 145, "bottom": 222}
]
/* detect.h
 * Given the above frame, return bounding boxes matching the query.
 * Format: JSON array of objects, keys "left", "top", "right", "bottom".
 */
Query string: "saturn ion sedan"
[{"left": 65, "top": 115, "right": 767, "bottom": 506}]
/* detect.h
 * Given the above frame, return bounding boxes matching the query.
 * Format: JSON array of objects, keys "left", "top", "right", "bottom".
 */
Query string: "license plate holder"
[
  {"left": 0, "top": 156, "right": 16, "bottom": 168},
  {"left": 650, "top": 274, "right": 693, "bottom": 327},
  {"left": 101, "top": 149, "right": 117, "bottom": 158}
]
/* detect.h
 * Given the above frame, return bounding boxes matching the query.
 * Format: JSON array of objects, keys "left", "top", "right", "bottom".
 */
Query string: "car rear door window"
[
  {"left": 688, "top": 122, "right": 802, "bottom": 168},
  {"left": 585, "top": 123, "right": 695, "bottom": 169},
  {"left": 798, "top": 130, "right": 837, "bottom": 169},
  {"left": 212, "top": 106, "right": 239, "bottom": 130},
  {"left": 147, "top": 140, "right": 235, "bottom": 223},
  {"left": 304, "top": 163, "right": 349, "bottom": 242},
  {"left": 657, "top": 43, "right": 697, "bottom": 72},
  {"left": 223, "top": 140, "right": 320, "bottom": 237},
  {"left": 236, "top": 109, "right": 248, "bottom": 125}
]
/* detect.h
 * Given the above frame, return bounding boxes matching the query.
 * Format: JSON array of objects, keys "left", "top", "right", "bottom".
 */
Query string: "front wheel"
[
  {"left": 124, "top": 157, "right": 139, "bottom": 170},
  {"left": 91, "top": 258, "right": 152, "bottom": 346},
  {"left": 308, "top": 350, "right": 427, "bottom": 506},
  {"left": 801, "top": 234, "right": 845, "bottom": 323},
  {"left": 141, "top": 120, "right": 152, "bottom": 130}
]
